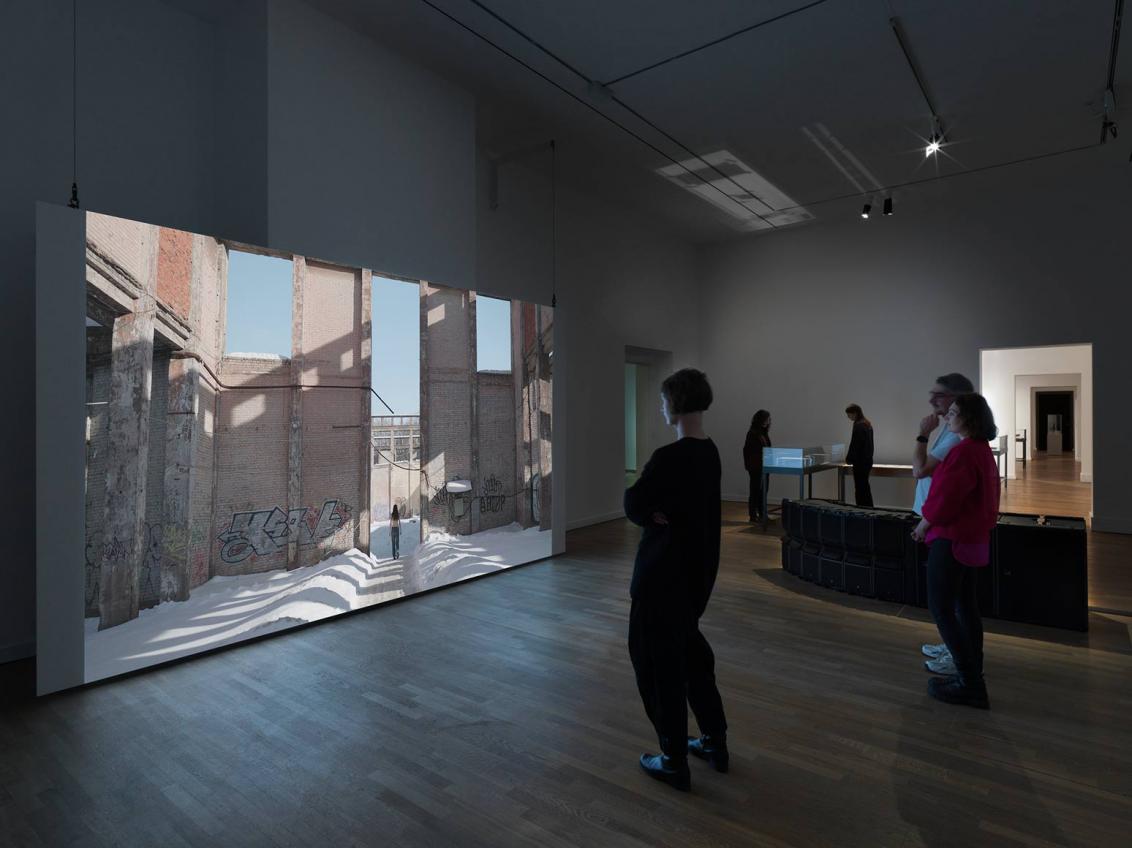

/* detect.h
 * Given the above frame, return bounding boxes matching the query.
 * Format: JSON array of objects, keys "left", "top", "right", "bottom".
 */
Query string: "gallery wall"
[
  {"left": 699, "top": 144, "right": 1131, "bottom": 531},
  {"left": 2, "top": 0, "right": 699, "bottom": 661}
]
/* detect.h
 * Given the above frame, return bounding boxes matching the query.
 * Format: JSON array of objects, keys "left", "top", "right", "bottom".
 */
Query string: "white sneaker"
[
  {"left": 921, "top": 643, "right": 949, "bottom": 659},
  {"left": 924, "top": 656, "right": 957, "bottom": 675}
]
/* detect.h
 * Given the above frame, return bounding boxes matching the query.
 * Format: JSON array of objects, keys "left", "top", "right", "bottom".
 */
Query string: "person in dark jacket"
[
  {"left": 390, "top": 504, "right": 401, "bottom": 559},
  {"left": 844, "top": 404, "right": 875, "bottom": 507},
  {"left": 625, "top": 368, "right": 728, "bottom": 792},
  {"left": 743, "top": 410, "right": 772, "bottom": 522}
]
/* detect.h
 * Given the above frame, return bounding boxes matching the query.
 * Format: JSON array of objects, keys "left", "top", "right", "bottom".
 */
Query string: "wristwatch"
[{"left": 916, "top": 435, "right": 929, "bottom": 443}]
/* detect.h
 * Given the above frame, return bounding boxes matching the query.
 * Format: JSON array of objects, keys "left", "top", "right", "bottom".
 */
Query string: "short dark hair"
[
  {"left": 751, "top": 409, "right": 770, "bottom": 430},
  {"left": 953, "top": 392, "right": 998, "bottom": 442},
  {"left": 935, "top": 372, "right": 975, "bottom": 395},
  {"left": 845, "top": 403, "right": 863, "bottom": 419},
  {"left": 662, "top": 368, "right": 713, "bottom": 415}
]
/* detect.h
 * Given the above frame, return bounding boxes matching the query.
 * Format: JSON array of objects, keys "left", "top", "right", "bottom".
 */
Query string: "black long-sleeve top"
[
  {"left": 846, "top": 421, "right": 874, "bottom": 467},
  {"left": 743, "top": 429, "right": 770, "bottom": 475},
  {"left": 624, "top": 437, "right": 722, "bottom": 616}
]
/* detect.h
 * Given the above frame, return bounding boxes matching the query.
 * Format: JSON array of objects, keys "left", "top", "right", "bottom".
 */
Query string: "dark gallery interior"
[{"left": 3, "top": 1, "right": 1132, "bottom": 845}]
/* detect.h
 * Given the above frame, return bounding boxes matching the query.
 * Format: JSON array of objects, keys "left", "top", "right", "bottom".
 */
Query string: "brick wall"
[
  {"left": 302, "top": 263, "right": 363, "bottom": 380},
  {"left": 423, "top": 284, "right": 473, "bottom": 535},
  {"left": 212, "top": 359, "right": 292, "bottom": 575},
  {"left": 156, "top": 228, "right": 192, "bottom": 321},
  {"left": 299, "top": 387, "right": 363, "bottom": 567},
  {"left": 475, "top": 374, "right": 517, "bottom": 531},
  {"left": 87, "top": 212, "right": 153, "bottom": 290}
]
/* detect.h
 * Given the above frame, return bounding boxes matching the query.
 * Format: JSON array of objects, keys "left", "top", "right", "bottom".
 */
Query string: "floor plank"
[{"left": 1, "top": 506, "right": 1130, "bottom": 847}]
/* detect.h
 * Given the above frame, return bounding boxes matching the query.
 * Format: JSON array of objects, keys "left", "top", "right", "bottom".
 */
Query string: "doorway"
[
  {"left": 624, "top": 347, "right": 673, "bottom": 486},
  {"left": 980, "top": 344, "right": 1093, "bottom": 520},
  {"left": 1035, "top": 391, "right": 1074, "bottom": 453}
]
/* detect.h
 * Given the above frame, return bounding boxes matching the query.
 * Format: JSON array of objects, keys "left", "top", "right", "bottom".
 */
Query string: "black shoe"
[
  {"left": 639, "top": 753, "right": 691, "bottom": 791},
  {"left": 687, "top": 735, "right": 729, "bottom": 773},
  {"left": 927, "top": 675, "right": 990, "bottom": 710}
]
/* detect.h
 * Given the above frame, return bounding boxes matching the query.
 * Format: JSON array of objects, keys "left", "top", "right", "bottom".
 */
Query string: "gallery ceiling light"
[
  {"left": 883, "top": 197, "right": 894, "bottom": 216},
  {"left": 890, "top": 17, "right": 948, "bottom": 162},
  {"left": 861, "top": 202, "right": 872, "bottom": 219}
]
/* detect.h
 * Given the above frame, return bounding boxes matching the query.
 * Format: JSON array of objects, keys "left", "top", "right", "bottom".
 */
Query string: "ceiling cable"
[
  {"left": 602, "top": 0, "right": 834, "bottom": 86},
  {"left": 430, "top": 0, "right": 777, "bottom": 226},
  {"left": 69, "top": 0, "right": 80, "bottom": 209}
]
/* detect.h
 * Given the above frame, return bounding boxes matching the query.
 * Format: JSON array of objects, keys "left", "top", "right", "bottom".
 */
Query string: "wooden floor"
[{"left": 2, "top": 506, "right": 1131, "bottom": 847}]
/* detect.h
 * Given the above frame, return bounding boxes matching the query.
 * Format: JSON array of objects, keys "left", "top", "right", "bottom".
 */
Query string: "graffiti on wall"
[
  {"left": 479, "top": 474, "right": 506, "bottom": 514},
  {"left": 217, "top": 499, "right": 353, "bottom": 564}
]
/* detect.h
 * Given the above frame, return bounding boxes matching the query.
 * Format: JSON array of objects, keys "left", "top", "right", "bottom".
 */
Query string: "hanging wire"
[
  {"left": 68, "top": 0, "right": 80, "bottom": 209},
  {"left": 550, "top": 140, "right": 557, "bottom": 309}
]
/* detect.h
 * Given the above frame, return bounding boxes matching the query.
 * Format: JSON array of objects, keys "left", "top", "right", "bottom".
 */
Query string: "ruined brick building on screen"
[{"left": 84, "top": 212, "right": 552, "bottom": 630}]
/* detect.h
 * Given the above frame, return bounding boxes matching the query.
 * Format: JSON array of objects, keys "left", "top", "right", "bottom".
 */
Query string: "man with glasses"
[{"left": 913, "top": 373, "right": 975, "bottom": 675}]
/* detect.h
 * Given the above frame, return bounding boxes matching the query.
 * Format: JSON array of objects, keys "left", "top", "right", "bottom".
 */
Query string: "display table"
[
  {"left": 836, "top": 463, "right": 913, "bottom": 503},
  {"left": 779, "top": 499, "right": 1088, "bottom": 631},
  {"left": 761, "top": 445, "right": 844, "bottom": 529}
]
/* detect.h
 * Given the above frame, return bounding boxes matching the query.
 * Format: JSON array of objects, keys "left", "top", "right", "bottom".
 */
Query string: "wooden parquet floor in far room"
[{"left": 1, "top": 503, "right": 1131, "bottom": 847}]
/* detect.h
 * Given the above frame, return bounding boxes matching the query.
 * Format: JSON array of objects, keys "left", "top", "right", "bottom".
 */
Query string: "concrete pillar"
[
  {"left": 98, "top": 309, "right": 156, "bottom": 629},
  {"left": 288, "top": 257, "right": 306, "bottom": 570},
  {"left": 160, "top": 356, "right": 199, "bottom": 602},
  {"left": 418, "top": 281, "right": 429, "bottom": 540},
  {"left": 537, "top": 306, "right": 553, "bottom": 532},
  {"left": 510, "top": 302, "right": 529, "bottom": 528},
  {"left": 359, "top": 269, "right": 372, "bottom": 553},
  {"left": 469, "top": 292, "right": 480, "bottom": 535}
]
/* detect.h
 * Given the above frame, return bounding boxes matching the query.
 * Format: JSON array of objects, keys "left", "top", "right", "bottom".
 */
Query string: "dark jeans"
[
  {"left": 748, "top": 471, "right": 764, "bottom": 520},
  {"left": 391, "top": 527, "right": 400, "bottom": 559},
  {"left": 926, "top": 539, "right": 984, "bottom": 680},
  {"left": 628, "top": 596, "right": 727, "bottom": 759},
  {"left": 852, "top": 464, "right": 874, "bottom": 507}
]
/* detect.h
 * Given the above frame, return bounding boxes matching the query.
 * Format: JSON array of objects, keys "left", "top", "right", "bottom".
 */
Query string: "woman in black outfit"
[
  {"left": 845, "top": 404, "right": 874, "bottom": 507},
  {"left": 743, "top": 410, "right": 772, "bottom": 522},
  {"left": 625, "top": 369, "right": 728, "bottom": 792}
]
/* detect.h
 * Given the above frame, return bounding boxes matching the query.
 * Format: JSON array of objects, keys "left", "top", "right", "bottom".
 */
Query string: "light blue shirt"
[{"left": 913, "top": 428, "right": 962, "bottom": 515}]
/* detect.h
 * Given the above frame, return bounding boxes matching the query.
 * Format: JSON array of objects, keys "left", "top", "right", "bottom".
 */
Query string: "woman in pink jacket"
[{"left": 911, "top": 392, "right": 1000, "bottom": 709}]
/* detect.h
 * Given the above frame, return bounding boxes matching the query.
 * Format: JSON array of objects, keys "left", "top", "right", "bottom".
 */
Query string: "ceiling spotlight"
[
  {"left": 861, "top": 202, "right": 871, "bottom": 219},
  {"left": 883, "top": 197, "right": 893, "bottom": 216},
  {"left": 925, "top": 134, "right": 941, "bottom": 157}
]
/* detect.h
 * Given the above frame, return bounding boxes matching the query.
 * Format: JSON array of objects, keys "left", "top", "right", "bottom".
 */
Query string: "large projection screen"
[{"left": 37, "top": 205, "right": 556, "bottom": 694}]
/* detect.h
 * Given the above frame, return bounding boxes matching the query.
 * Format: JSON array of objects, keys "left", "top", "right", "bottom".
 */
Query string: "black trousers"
[
  {"left": 748, "top": 471, "right": 764, "bottom": 520},
  {"left": 391, "top": 527, "right": 400, "bottom": 559},
  {"left": 926, "top": 539, "right": 984, "bottom": 680},
  {"left": 628, "top": 597, "right": 727, "bottom": 759},
  {"left": 852, "top": 464, "right": 874, "bottom": 507}
]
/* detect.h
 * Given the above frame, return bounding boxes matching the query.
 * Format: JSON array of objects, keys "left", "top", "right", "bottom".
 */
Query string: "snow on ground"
[
  {"left": 84, "top": 522, "right": 551, "bottom": 683},
  {"left": 84, "top": 548, "right": 403, "bottom": 682},
  {"left": 401, "top": 524, "right": 552, "bottom": 595}
]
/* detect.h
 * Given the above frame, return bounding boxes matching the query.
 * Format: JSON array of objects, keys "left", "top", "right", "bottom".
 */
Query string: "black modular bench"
[{"left": 779, "top": 499, "right": 1088, "bottom": 631}]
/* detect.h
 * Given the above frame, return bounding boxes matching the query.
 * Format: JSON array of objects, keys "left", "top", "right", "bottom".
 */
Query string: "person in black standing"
[
  {"left": 845, "top": 404, "right": 875, "bottom": 507},
  {"left": 390, "top": 504, "right": 401, "bottom": 559},
  {"left": 743, "top": 410, "right": 772, "bottom": 523},
  {"left": 625, "top": 368, "right": 728, "bottom": 792}
]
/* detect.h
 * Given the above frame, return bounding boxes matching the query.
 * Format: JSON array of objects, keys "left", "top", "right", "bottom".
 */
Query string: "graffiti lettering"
[
  {"left": 217, "top": 499, "right": 353, "bottom": 564},
  {"left": 479, "top": 473, "right": 506, "bottom": 514}
]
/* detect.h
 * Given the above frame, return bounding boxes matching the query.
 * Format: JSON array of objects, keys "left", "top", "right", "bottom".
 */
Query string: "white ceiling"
[{"left": 304, "top": 1, "right": 1131, "bottom": 241}]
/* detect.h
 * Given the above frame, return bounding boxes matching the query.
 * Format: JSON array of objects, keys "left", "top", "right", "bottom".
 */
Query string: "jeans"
[
  {"left": 926, "top": 539, "right": 984, "bottom": 680},
  {"left": 391, "top": 526, "right": 400, "bottom": 559},
  {"left": 628, "top": 596, "right": 727, "bottom": 759}
]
